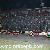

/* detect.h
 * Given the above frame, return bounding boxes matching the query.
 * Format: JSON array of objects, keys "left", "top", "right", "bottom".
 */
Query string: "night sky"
[{"left": 0, "top": 0, "right": 50, "bottom": 9}]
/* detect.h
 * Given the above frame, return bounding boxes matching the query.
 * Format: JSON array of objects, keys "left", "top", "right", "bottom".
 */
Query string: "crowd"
[{"left": 0, "top": 9, "right": 49, "bottom": 34}]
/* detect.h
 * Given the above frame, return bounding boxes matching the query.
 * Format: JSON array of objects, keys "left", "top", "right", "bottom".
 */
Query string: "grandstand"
[{"left": 0, "top": 7, "right": 50, "bottom": 36}]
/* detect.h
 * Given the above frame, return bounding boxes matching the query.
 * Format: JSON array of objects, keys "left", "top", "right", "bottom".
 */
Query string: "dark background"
[{"left": 0, "top": 0, "right": 50, "bottom": 9}]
